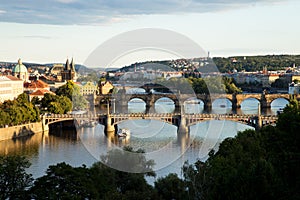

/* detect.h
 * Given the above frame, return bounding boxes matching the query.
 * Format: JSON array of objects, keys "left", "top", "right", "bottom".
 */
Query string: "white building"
[
  {"left": 289, "top": 82, "right": 300, "bottom": 95},
  {"left": 0, "top": 75, "right": 24, "bottom": 102}
]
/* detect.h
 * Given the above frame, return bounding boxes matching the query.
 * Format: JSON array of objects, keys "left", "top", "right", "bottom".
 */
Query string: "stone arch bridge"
[
  {"left": 42, "top": 113, "right": 278, "bottom": 137},
  {"left": 95, "top": 93, "right": 295, "bottom": 112}
]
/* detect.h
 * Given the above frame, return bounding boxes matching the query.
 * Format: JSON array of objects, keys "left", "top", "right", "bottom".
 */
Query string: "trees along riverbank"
[
  {"left": 1, "top": 100, "right": 299, "bottom": 199},
  {"left": 0, "top": 93, "right": 40, "bottom": 127}
]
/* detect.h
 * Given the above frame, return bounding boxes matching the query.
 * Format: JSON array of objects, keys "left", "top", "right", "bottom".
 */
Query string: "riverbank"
[{"left": 0, "top": 122, "right": 44, "bottom": 141}]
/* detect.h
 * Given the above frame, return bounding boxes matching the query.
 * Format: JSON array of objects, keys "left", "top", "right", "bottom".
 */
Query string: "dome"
[{"left": 12, "top": 58, "right": 27, "bottom": 73}]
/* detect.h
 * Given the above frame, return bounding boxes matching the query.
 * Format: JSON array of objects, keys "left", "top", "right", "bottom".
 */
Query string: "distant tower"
[
  {"left": 61, "top": 57, "right": 77, "bottom": 82},
  {"left": 65, "top": 58, "right": 70, "bottom": 70},
  {"left": 207, "top": 51, "right": 210, "bottom": 59}
]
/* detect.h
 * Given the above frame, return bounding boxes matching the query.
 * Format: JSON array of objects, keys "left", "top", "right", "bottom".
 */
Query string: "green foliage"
[
  {"left": 182, "top": 103, "right": 300, "bottom": 200},
  {"left": 271, "top": 78, "right": 290, "bottom": 88},
  {"left": 0, "top": 155, "right": 33, "bottom": 199},
  {"left": 213, "top": 55, "right": 300, "bottom": 73},
  {"left": 30, "top": 96, "right": 40, "bottom": 105},
  {"left": 29, "top": 146, "right": 157, "bottom": 199},
  {"left": 40, "top": 93, "right": 72, "bottom": 114},
  {"left": 154, "top": 173, "right": 187, "bottom": 199},
  {"left": 55, "top": 80, "right": 88, "bottom": 110},
  {"left": 0, "top": 93, "right": 40, "bottom": 126},
  {"left": 188, "top": 77, "right": 242, "bottom": 94},
  {"left": 30, "top": 162, "right": 97, "bottom": 199}
]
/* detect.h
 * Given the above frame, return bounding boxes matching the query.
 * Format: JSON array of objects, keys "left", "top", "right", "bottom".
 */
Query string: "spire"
[
  {"left": 71, "top": 57, "right": 75, "bottom": 72},
  {"left": 65, "top": 58, "right": 70, "bottom": 70},
  {"left": 18, "top": 58, "right": 22, "bottom": 65}
]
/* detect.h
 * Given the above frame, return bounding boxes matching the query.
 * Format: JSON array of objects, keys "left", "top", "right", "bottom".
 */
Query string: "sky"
[{"left": 0, "top": 0, "right": 299, "bottom": 68}]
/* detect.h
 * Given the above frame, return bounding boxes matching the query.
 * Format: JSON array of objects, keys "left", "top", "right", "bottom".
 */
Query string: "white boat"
[{"left": 117, "top": 128, "right": 130, "bottom": 138}]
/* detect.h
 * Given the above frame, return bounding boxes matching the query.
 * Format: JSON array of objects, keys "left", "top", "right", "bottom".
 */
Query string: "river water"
[{"left": 0, "top": 98, "right": 289, "bottom": 182}]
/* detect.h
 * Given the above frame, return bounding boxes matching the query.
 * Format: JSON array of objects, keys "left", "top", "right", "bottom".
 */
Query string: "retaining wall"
[{"left": 0, "top": 122, "right": 43, "bottom": 141}]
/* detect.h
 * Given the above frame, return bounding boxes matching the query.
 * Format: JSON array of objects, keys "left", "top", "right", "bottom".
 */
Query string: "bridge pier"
[
  {"left": 231, "top": 93, "right": 241, "bottom": 109},
  {"left": 42, "top": 115, "right": 49, "bottom": 132},
  {"left": 104, "top": 114, "right": 116, "bottom": 139},
  {"left": 178, "top": 114, "right": 188, "bottom": 135},
  {"left": 255, "top": 116, "right": 263, "bottom": 131}
]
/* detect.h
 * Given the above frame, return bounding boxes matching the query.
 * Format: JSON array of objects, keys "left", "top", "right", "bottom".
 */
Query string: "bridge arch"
[
  {"left": 187, "top": 118, "right": 256, "bottom": 127},
  {"left": 154, "top": 97, "right": 176, "bottom": 113},
  {"left": 153, "top": 94, "right": 180, "bottom": 108},
  {"left": 112, "top": 117, "right": 177, "bottom": 127},
  {"left": 128, "top": 95, "right": 148, "bottom": 103},
  {"left": 128, "top": 98, "right": 147, "bottom": 113},
  {"left": 269, "top": 97, "right": 289, "bottom": 105},
  {"left": 212, "top": 98, "right": 232, "bottom": 108},
  {"left": 184, "top": 97, "right": 204, "bottom": 114}
]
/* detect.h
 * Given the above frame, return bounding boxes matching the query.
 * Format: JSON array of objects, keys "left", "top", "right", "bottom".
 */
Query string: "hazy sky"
[{"left": 0, "top": 0, "right": 299, "bottom": 67}]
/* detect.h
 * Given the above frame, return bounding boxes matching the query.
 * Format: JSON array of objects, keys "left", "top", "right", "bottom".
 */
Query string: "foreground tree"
[
  {"left": 154, "top": 173, "right": 187, "bottom": 200},
  {"left": 30, "top": 147, "right": 158, "bottom": 199},
  {"left": 30, "top": 162, "right": 97, "bottom": 199},
  {"left": 182, "top": 101, "right": 300, "bottom": 200},
  {"left": 0, "top": 155, "right": 33, "bottom": 199}
]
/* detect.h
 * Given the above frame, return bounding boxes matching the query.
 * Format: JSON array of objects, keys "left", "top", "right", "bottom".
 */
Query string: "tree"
[
  {"left": 40, "top": 93, "right": 72, "bottom": 114},
  {"left": 181, "top": 102, "right": 300, "bottom": 200},
  {"left": 154, "top": 173, "right": 187, "bottom": 200},
  {"left": 90, "top": 146, "right": 157, "bottom": 199},
  {"left": 30, "top": 162, "right": 97, "bottom": 199},
  {"left": 56, "top": 80, "right": 88, "bottom": 110},
  {"left": 0, "top": 93, "right": 40, "bottom": 126},
  {"left": 31, "top": 96, "right": 40, "bottom": 105},
  {"left": 0, "top": 155, "right": 33, "bottom": 199},
  {"left": 30, "top": 147, "right": 158, "bottom": 199}
]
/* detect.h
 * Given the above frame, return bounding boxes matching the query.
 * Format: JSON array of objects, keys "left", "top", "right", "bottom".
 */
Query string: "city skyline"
[{"left": 0, "top": 0, "right": 299, "bottom": 68}]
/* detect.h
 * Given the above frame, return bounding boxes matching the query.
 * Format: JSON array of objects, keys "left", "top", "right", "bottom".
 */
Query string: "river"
[{"left": 0, "top": 98, "right": 289, "bottom": 182}]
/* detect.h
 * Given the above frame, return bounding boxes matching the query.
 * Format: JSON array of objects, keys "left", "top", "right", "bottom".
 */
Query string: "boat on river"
[{"left": 117, "top": 128, "right": 130, "bottom": 139}]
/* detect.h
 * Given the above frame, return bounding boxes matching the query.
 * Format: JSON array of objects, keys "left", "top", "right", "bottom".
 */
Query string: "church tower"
[{"left": 61, "top": 57, "right": 77, "bottom": 82}]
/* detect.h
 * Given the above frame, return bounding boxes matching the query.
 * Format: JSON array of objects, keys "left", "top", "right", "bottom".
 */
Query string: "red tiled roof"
[
  {"left": 24, "top": 79, "right": 49, "bottom": 89},
  {"left": 30, "top": 89, "right": 55, "bottom": 96}
]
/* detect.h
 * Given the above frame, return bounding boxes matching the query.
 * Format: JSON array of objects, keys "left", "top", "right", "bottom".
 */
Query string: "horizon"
[{"left": 1, "top": 53, "right": 300, "bottom": 69}]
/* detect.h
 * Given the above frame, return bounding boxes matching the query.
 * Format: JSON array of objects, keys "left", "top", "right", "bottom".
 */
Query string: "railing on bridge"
[{"left": 42, "top": 112, "right": 278, "bottom": 133}]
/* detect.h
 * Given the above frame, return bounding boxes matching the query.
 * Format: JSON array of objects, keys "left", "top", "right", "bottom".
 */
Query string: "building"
[
  {"left": 12, "top": 58, "right": 29, "bottom": 82},
  {"left": 24, "top": 79, "right": 50, "bottom": 93},
  {"left": 0, "top": 75, "right": 24, "bottom": 102},
  {"left": 29, "top": 89, "right": 55, "bottom": 101},
  {"left": 79, "top": 81, "right": 99, "bottom": 96},
  {"left": 61, "top": 58, "right": 77, "bottom": 82},
  {"left": 289, "top": 82, "right": 300, "bottom": 95},
  {"left": 99, "top": 81, "right": 114, "bottom": 94}
]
